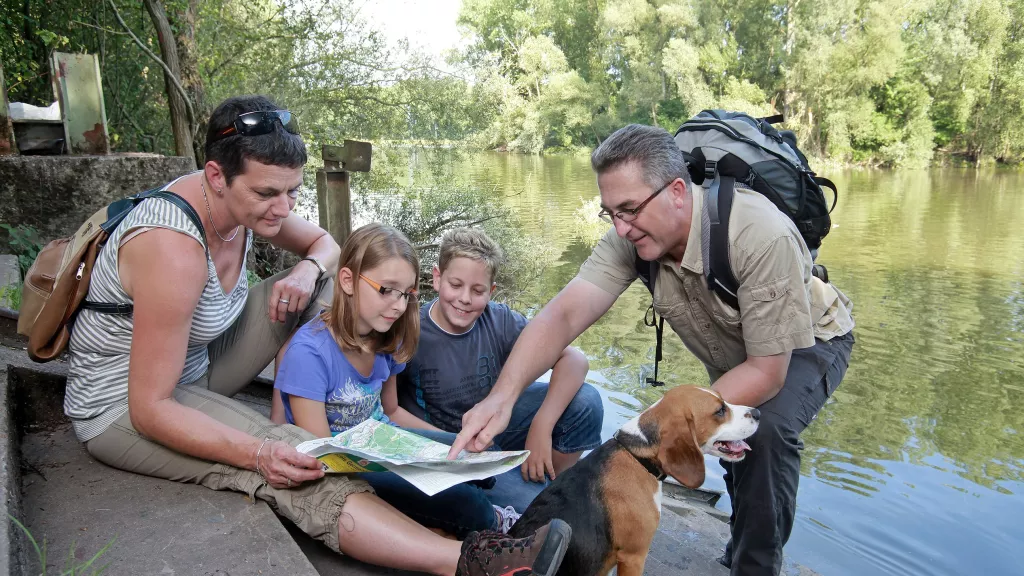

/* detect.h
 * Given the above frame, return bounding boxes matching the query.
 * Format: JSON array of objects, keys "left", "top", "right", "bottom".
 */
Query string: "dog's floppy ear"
[{"left": 657, "top": 409, "right": 705, "bottom": 488}]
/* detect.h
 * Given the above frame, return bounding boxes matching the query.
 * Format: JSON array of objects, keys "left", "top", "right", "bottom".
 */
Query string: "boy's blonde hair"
[
  {"left": 320, "top": 223, "right": 420, "bottom": 363},
  {"left": 438, "top": 227, "right": 504, "bottom": 282}
]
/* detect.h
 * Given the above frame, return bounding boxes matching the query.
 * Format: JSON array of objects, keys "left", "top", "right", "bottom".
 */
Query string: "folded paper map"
[{"left": 295, "top": 419, "right": 530, "bottom": 496}]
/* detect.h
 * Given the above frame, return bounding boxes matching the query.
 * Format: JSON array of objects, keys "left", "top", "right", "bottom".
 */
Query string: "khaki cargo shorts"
[{"left": 84, "top": 267, "right": 372, "bottom": 552}]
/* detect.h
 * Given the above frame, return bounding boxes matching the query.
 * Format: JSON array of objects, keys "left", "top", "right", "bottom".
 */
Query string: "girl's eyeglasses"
[{"left": 359, "top": 274, "right": 418, "bottom": 304}]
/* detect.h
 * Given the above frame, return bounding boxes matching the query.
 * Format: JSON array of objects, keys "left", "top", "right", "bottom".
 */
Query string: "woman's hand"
[
  {"left": 269, "top": 261, "right": 319, "bottom": 322},
  {"left": 256, "top": 440, "right": 325, "bottom": 489}
]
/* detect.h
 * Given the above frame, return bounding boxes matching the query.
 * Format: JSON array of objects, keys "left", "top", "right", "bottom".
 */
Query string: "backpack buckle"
[
  {"left": 704, "top": 160, "right": 717, "bottom": 181},
  {"left": 812, "top": 264, "right": 829, "bottom": 284}
]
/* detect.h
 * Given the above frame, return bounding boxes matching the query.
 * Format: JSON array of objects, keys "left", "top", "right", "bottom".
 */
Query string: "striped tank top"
[{"left": 65, "top": 176, "right": 253, "bottom": 441}]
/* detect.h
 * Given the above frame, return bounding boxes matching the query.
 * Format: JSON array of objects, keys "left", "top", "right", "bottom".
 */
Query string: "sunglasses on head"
[{"left": 208, "top": 110, "right": 300, "bottom": 144}]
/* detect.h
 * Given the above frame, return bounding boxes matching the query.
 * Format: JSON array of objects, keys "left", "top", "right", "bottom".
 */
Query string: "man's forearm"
[{"left": 711, "top": 352, "right": 791, "bottom": 407}]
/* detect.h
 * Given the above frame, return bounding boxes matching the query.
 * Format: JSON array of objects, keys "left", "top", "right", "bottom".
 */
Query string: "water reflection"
[{"left": 372, "top": 149, "right": 1023, "bottom": 576}]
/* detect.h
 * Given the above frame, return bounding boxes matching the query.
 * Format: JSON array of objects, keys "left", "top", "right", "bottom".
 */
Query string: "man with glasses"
[{"left": 449, "top": 124, "right": 856, "bottom": 576}]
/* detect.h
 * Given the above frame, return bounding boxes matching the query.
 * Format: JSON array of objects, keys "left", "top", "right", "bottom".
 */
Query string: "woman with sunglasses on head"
[{"left": 63, "top": 95, "right": 571, "bottom": 576}]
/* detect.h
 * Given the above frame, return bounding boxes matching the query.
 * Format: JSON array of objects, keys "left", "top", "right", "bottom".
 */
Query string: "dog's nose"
[{"left": 749, "top": 408, "right": 760, "bottom": 421}]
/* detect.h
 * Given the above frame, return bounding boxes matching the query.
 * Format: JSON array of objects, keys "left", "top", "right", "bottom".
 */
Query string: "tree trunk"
[
  {"left": 144, "top": 0, "right": 193, "bottom": 159},
  {"left": 172, "top": 0, "right": 206, "bottom": 165}
]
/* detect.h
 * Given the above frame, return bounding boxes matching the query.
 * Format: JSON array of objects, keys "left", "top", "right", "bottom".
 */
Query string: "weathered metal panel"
[
  {"left": 49, "top": 52, "right": 109, "bottom": 155},
  {"left": 0, "top": 65, "right": 15, "bottom": 156}
]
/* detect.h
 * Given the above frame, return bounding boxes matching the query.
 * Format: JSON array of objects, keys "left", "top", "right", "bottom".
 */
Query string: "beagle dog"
[{"left": 508, "top": 385, "right": 760, "bottom": 576}]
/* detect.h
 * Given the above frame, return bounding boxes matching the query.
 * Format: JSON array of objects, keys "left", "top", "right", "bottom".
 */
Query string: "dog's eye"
[{"left": 715, "top": 405, "right": 727, "bottom": 418}]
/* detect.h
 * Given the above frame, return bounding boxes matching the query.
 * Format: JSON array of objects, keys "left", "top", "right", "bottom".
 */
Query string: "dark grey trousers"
[{"left": 720, "top": 330, "right": 855, "bottom": 576}]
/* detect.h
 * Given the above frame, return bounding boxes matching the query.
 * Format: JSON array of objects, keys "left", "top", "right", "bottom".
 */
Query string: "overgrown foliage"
[
  {"left": 0, "top": 223, "right": 43, "bottom": 277},
  {"left": 4, "top": 0, "right": 1022, "bottom": 170},
  {"left": 351, "top": 151, "right": 554, "bottom": 306},
  {"left": 0, "top": 0, "right": 481, "bottom": 162},
  {"left": 456, "top": 0, "right": 1024, "bottom": 166}
]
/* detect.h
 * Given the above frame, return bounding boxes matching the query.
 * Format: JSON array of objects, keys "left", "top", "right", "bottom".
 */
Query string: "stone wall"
[{"left": 0, "top": 154, "right": 195, "bottom": 245}]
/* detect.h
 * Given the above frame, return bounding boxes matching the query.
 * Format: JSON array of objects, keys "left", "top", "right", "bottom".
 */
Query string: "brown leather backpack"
[{"left": 17, "top": 188, "right": 205, "bottom": 362}]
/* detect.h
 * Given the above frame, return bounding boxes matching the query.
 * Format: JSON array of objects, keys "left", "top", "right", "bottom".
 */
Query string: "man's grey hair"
[{"left": 591, "top": 124, "right": 692, "bottom": 191}]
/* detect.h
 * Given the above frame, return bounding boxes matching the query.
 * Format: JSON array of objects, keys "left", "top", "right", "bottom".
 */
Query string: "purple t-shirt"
[{"left": 275, "top": 317, "right": 405, "bottom": 435}]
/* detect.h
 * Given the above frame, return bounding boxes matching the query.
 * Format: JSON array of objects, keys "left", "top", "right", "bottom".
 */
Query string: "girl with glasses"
[{"left": 274, "top": 223, "right": 424, "bottom": 436}]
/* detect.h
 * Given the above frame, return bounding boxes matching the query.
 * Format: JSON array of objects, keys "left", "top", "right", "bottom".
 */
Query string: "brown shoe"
[{"left": 455, "top": 519, "right": 572, "bottom": 576}]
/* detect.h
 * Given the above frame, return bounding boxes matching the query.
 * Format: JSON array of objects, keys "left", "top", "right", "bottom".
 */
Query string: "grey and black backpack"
[{"left": 635, "top": 110, "right": 837, "bottom": 386}]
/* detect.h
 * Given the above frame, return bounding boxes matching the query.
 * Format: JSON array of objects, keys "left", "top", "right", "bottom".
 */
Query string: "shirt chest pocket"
[
  {"left": 652, "top": 299, "right": 689, "bottom": 319},
  {"left": 748, "top": 277, "right": 797, "bottom": 327}
]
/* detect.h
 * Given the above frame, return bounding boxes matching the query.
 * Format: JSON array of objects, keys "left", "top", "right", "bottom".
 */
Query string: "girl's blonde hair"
[{"left": 320, "top": 223, "right": 420, "bottom": 363}]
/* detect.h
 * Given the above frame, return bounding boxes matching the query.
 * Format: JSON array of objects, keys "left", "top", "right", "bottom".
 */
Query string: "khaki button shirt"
[{"left": 577, "top": 186, "right": 855, "bottom": 381}]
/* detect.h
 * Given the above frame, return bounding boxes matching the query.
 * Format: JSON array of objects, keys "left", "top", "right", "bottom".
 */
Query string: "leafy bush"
[{"left": 0, "top": 224, "right": 43, "bottom": 277}]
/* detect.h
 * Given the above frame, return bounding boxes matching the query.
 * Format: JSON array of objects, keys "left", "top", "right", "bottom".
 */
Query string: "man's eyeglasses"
[
  {"left": 208, "top": 110, "right": 300, "bottom": 145},
  {"left": 360, "top": 274, "right": 418, "bottom": 304},
  {"left": 597, "top": 178, "right": 676, "bottom": 223}
]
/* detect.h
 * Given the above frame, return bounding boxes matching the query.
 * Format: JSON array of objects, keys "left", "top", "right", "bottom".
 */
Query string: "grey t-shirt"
[{"left": 397, "top": 299, "right": 528, "bottom": 432}]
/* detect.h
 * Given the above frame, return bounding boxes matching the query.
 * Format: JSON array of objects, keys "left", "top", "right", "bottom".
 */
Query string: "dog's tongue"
[{"left": 725, "top": 440, "right": 751, "bottom": 452}]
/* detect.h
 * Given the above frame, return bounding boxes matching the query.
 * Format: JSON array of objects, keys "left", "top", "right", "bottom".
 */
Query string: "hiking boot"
[{"left": 455, "top": 518, "right": 572, "bottom": 576}]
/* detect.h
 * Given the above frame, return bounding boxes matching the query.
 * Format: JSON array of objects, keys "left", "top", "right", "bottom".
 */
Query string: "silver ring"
[
  {"left": 286, "top": 478, "right": 292, "bottom": 488},
  {"left": 279, "top": 299, "right": 290, "bottom": 304}
]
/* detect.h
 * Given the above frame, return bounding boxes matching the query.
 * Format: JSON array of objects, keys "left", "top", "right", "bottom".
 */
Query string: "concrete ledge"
[
  {"left": 0, "top": 356, "right": 27, "bottom": 575},
  {"left": 0, "top": 154, "right": 195, "bottom": 244},
  {"left": 0, "top": 347, "right": 316, "bottom": 576},
  {"left": 20, "top": 423, "right": 316, "bottom": 575}
]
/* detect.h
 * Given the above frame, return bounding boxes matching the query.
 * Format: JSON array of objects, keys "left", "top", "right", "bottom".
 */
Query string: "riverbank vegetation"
[{"left": 3, "top": 0, "right": 1023, "bottom": 168}]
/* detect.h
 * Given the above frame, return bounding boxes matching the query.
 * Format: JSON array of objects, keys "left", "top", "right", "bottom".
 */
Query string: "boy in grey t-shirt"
[{"left": 398, "top": 228, "right": 603, "bottom": 494}]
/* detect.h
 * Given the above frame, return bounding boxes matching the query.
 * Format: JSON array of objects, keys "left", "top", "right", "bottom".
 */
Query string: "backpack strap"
[
  {"left": 635, "top": 249, "right": 664, "bottom": 387},
  {"left": 704, "top": 176, "right": 740, "bottom": 311},
  {"left": 635, "top": 252, "right": 657, "bottom": 296},
  {"left": 643, "top": 303, "right": 665, "bottom": 387},
  {"left": 814, "top": 176, "right": 839, "bottom": 213},
  {"left": 151, "top": 190, "right": 208, "bottom": 253},
  {"left": 80, "top": 189, "right": 207, "bottom": 317}
]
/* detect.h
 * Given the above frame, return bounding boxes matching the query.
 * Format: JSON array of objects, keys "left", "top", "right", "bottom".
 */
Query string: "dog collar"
[{"left": 613, "top": 436, "right": 666, "bottom": 481}]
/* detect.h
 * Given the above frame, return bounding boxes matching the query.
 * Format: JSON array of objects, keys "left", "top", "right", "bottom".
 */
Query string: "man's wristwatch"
[{"left": 301, "top": 256, "right": 327, "bottom": 282}]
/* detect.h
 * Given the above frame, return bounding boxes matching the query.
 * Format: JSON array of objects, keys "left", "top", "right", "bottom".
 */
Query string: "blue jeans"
[
  {"left": 493, "top": 382, "right": 604, "bottom": 453},
  {"left": 358, "top": 428, "right": 498, "bottom": 538},
  {"left": 362, "top": 382, "right": 604, "bottom": 530},
  {"left": 485, "top": 382, "right": 604, "bottom": 512}
]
